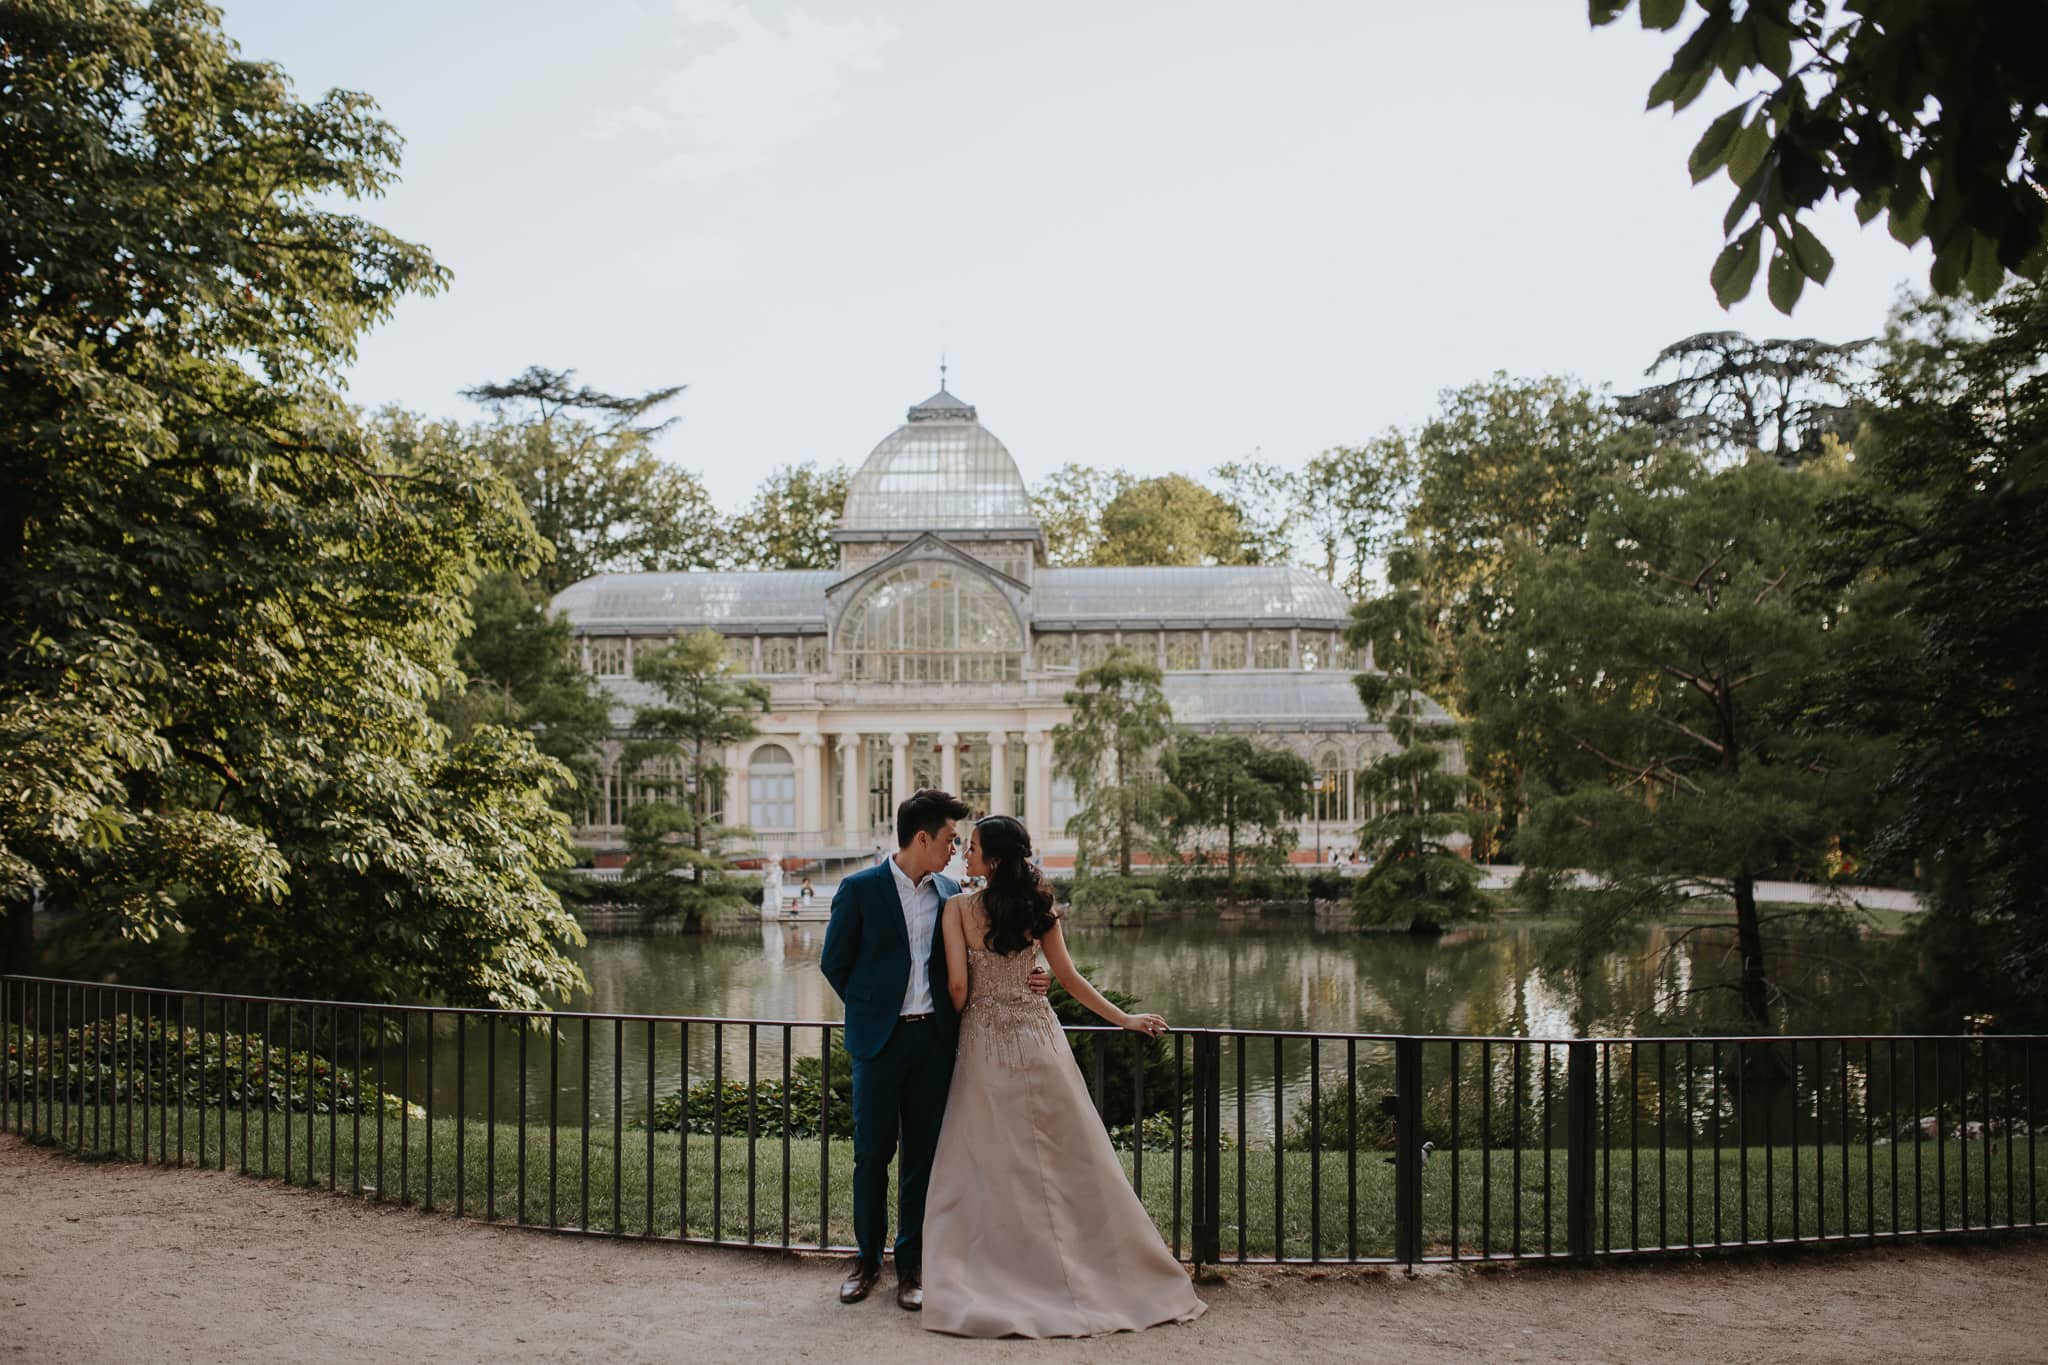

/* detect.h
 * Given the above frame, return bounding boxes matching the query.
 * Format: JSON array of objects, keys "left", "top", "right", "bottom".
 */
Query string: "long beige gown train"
[{"left": 921, "top": 915, "right": 1207, "bottom": 1338}]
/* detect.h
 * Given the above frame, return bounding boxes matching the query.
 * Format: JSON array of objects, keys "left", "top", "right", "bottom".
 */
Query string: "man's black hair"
[{"left": 897, "top": 788, "right": 970, "bottom": 849}]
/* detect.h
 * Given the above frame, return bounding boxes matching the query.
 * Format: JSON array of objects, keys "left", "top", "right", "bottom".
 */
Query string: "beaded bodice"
[
  {"left": 964, "top": 943, "right": 1044, "bottom": 1006},
  {"left": 958, "top": 896, "right": 1062, "bottom": 1068}
]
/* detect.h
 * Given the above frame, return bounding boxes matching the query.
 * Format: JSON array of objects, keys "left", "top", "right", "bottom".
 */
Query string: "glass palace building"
[{"left": 553, "top": 386, "right": 1394, "bottom": 866}]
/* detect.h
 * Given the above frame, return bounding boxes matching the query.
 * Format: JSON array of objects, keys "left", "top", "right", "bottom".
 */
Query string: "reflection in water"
[
  {"left": 418, "top": 916, "right": 1916, "bottom": 1129},
  {"left": 575, "top": 915, "right": 1908, "bottom": 1038}
]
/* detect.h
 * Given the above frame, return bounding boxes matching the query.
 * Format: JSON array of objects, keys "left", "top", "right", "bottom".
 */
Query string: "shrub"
[
  {"left": 4, "top": 1015, "right": 415, "bottom": 1117},
  {"left": 1351, "top": 854, "right": 1487, "bottom": 932},
  {"left": 1106, "top": 1111, "right": 1233, "bottom": 1152},
  {"left": 639, "top": 1069, "right": 853, "bottom": 1140},
  {"left": 1065, "top": 877, "right": 1159, "bottom": 926},
  {"left": 1049, "top": 974, "right": 1184, "bottom": 1122},
  {"left": 634, "top": 981, "right": 1185, "bottom": 1137}
]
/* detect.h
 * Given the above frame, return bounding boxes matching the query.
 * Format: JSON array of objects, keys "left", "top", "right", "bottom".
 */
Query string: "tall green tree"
[
  {"left": 1409, "top": 375, "right": 1648, "bottom": 646},
  {"left": 1348, "top": 557, "right": 1485, "bottom": 932},
  {"left": 0, "top": 0, "right": 586, "bottom": 1005},
  {"left": 462, "top": 415, "right": 723, "bottom": 594},
  {"left": 620, "top": 631, "right": 769, "bottom": 932},
  {"left": 1209, "top": 458, "right": 1300, "bottom": 566},
  {"left": 1097, "top": 474, "right": 1248, "bottom": 567},
  {"left": 1619, "top": 331, "right": 1873, "bottom": 466},
  {"left": 436, "top": 570, "right": 612, "bottom": 804},
  {"left": 1405, "top": 375, "right": 1650, "bottom": 850},
  {"left": 1053, "top": 648, "right": 1178, "bottom": 877},
  {"left": 367, "top": 411, "right": 611, "bottom": 814},
  {"left": 1300, "top": 435, "right": 1416, "bottom": 598},
  {"left": 1031, "top": 463, "right": 1131, "bottom": 565},
  {"left": 1481, "top": 451, "right": 1889, "bottom": 1026},
  {"left": 726, "top": 463, "right": 850, "bottom": 569},
  {"left": 1592, "top": 1, "right": 2048, "bottom": 309},
  {"left": 462, "top": 365, "right": 685, "bottom": 436},
  {"left": 1818, "top": 284, "right": 2048, "bottom": 1027},
  {"left": 1162, "top": 735, "right": 1312, "bottom": 884},
  {"left": 461, "top": 365, "right": 714, "bottom": 592}
]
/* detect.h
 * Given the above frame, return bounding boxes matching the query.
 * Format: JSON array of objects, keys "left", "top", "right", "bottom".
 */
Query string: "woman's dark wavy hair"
[{"left": 975, "top": 815, "right": 1057, "bottom": 955}]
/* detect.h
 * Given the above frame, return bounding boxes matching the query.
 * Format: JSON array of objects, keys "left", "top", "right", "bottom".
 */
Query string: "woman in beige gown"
[{"left": 921, "top": 815, "right": 1207, "bottom": 1338}]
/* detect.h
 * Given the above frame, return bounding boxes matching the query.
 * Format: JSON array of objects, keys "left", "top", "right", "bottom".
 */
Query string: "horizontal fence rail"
[{"left": 3, "top": 976, "right": 2043, "bottom": 1266}]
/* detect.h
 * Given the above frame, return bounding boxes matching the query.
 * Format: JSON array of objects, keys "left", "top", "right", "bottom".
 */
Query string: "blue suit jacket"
[{"left": 820, "top": 861, "right": 960, "bottom": 1061}]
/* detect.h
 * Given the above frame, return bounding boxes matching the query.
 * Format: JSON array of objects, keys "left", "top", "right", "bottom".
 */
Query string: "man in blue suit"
[{"left": 821, "top": 788, "right": 1044, "bottom": 1310}]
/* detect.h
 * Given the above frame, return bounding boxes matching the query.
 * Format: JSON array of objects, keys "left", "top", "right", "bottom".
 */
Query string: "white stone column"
[
  {"left": 723, "top": 744, "right": 744, "bottom": 827},
  {"left": 836, "top": 733, "right": 861, "bottom": 842},
  {"left": 987, "top": 733, "right": 1009, "bottom": 816},
  {"left": 889, "top": 731, "right": 911, "bottom": 810},
  {"left": 798, "top": 735, "right": 824, "bottom": 836},
  {"left": 937, "top": 729, "right": 959, "bottom": 795},
  {"left": 1024, "top": 729, "right": 1051, "bottom": 835}
]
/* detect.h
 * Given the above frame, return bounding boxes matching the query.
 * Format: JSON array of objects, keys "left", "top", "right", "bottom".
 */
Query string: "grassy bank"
[{"left": 12, "top": 1101, "right": 2042, "bottom": 1260}]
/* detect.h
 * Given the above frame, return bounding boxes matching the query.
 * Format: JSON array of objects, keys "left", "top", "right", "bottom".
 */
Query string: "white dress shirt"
[{"left": 887, "top": 855, "right": 941, "bottom": 1016}]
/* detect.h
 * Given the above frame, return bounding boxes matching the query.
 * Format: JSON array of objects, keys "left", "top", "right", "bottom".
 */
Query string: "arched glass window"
[
  {"left": 748, "top": 743, "right": 796, "bottom": 830},
  {"left": 1310, "top": 745, "right": 1349, "bottom": 824},
  {"left": 1076, "top": 632, "right": 1117, "bottom": 669},
  {"left": 838, "top": 562, "right": 1024, "bottom": 683}
]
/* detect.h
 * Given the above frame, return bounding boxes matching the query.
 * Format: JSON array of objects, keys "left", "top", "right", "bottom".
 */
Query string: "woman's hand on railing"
[{"left": 1120, "top": 1012, "right": 1168, "bottom": 1038}]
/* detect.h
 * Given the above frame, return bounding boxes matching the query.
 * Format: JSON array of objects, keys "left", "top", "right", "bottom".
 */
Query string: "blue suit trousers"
[{"left": 850, "top": 1016, "right": 953, "bottom": 1272}]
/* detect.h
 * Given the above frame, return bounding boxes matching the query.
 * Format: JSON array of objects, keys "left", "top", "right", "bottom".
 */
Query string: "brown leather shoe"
[
  {"left": 896, "top": 1269, "right": 923, "bottom": 1311},
  {"left": 839, "top": 1259, "right": 881, "bottom": 1305}
]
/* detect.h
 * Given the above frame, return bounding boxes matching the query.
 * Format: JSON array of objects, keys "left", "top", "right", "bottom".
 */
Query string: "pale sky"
[{"left": 223, "top": 0, "right": 1928, "bottom": 510}]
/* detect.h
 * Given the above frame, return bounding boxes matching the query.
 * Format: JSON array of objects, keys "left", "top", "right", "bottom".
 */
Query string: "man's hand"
[{"left": 1026, "top": 966, "right": 1052, "bottom": 997}]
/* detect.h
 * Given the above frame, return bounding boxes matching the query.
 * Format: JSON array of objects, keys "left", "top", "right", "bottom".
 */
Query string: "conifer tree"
[
  {"left": 1349, "top": 551, "right": 1485, "bottom": 932},
  {"left": 620, "top": 632, "right": 769, "bottom": 932}
]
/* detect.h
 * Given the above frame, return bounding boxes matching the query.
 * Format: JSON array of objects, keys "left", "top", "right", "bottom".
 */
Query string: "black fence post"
[
  {"left": 1394, "top": 1037, "right": 1425, "bottom": 1266},
  {"left": 1566, "top": 1040, "right": 1598, "bottom": 1262},
  {"left": 1191, "top": 1032, "right": 1222, "bottom": 1265}
]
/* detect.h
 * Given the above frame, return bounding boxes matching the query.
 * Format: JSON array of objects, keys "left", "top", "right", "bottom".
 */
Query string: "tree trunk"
[
  {"left": 691, "top": 736, "right": 706, "bottom": 885},
  {"left": 1731, "top": 872, "right": 1773, "bottom": 1030},
  {"left": 1, "top": 507, "right": 28, "bottom": 979},
  {"left": 1225, "top": 785, "right": 1238, "bottom": 886},
  {"left": 1115, "top": 748, "right": 1131, "bottom": 877}
]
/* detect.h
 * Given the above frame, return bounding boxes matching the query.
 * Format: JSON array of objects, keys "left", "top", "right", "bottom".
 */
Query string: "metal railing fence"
[{"left": 3, "top": 976, "right": 2042, "bottom": 1265}]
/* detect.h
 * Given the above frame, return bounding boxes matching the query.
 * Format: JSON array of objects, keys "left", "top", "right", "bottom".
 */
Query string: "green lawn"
[{"left": 13, "top": 1099, "right": 2044, "bottom": 1260}]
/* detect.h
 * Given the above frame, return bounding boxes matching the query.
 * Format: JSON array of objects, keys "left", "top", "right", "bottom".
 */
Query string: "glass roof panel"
[
  {"left": 1164, "top": 672, "right": 1444, "bottom": 724},
  {"left": 1036, "top": 567, "right": 1353, "bottom": 622},
  {"left": 550, "top": 572, "right": 834, "bottom": 629}
]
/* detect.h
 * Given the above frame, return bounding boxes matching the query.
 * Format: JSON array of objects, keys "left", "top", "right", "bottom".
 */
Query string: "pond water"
[
  {"left": 392, "top": 912, "right": 1921, "bottom": 1130},
  {"left": 570, "top": 913, "right": 1915, "bottom": 1040}
]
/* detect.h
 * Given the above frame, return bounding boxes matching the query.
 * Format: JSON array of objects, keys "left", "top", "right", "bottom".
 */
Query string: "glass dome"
[{"left": 837, "top": 388, "right": 1040, "bottom": 535}]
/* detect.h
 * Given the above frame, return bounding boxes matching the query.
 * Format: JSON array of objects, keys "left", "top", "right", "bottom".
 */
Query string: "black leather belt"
[{"left": 899, "top": 1012, "right": 934, "bottom": 1023}]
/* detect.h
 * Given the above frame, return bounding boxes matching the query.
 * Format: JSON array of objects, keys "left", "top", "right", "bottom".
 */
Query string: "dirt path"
[{"left": 2, "top": 1134, "right": 2042, "bottom": 1364}]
